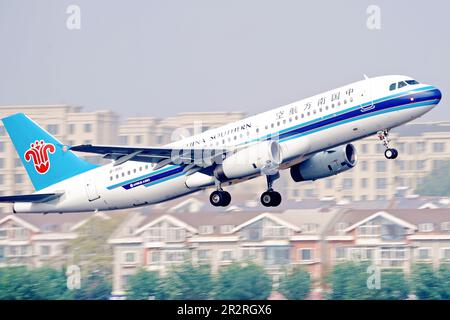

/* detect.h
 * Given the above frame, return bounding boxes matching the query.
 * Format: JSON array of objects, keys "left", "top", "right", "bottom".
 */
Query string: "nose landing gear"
[{"left": 378, "top": 130, "right": 398, "bottom": 159}]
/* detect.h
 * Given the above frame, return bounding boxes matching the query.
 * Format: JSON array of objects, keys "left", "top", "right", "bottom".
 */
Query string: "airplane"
[{"left": 0, "top": 75, "right": 442, "bottom": 213}]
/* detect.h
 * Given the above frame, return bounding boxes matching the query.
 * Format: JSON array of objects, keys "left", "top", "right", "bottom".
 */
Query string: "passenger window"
[
  {"left": 389, "top": 83, "right": 396, "bottom": 91},
  {"left": 398, "top": 81, "right": 407, "bottom": 89}
]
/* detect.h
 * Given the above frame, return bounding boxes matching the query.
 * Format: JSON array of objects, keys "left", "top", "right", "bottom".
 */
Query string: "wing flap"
[{"left": 0, "top": 193, "right": 62, "bottom": 203}]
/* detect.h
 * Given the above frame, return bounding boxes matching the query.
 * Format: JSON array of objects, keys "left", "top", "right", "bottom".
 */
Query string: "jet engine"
[
  {"left": 214, "top": 140, "right": 282, "bottom": 181},
  {"left": 290, "top": 144, "right": 357, "bottom": 182}
]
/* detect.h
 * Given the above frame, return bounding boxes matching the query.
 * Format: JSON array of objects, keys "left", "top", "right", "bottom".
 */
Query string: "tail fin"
[{"left": 1, "top": 113, "right": 98, "bottom": 191}]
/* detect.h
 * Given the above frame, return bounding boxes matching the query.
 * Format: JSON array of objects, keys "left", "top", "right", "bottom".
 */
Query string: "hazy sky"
[{"left": 0, "top": 0, "right": 449, "bottom": 121}]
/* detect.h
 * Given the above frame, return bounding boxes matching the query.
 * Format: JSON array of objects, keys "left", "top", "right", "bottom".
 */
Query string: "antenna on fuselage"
[{"left": 363, "top": 74, "right": 369, "bottom": 80}]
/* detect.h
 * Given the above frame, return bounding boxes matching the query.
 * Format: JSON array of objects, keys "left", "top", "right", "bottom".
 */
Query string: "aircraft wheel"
[
  {"left": 261, "top": 191, "right": 282, "bottom": 207},
  {"left": 384, "top": 148, "right": 398, "bottom": 159}
]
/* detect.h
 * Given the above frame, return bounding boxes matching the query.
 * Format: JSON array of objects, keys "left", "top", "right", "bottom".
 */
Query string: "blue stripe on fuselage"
[{"left": 107, "top": 87, "right": 439, "bottom": 190}]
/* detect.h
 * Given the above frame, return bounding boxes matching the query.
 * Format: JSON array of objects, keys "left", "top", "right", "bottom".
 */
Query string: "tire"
[
  {"left": 384, "top": 148, "right": 398, "bottom": 159},
  {"left": 222, "top": 191, "right": 231, "bottom": 207},
  {"left": 261, "top": 191, "right": 273, "bottom": 207},
  {"left": 260, "top": 191, "right": 282, "bottom": 207},
  {"left": 210, "top": 191, "right": 223, "bottom": 207},
  {"left": 271, "top": 192, "right": 282, "bottom": 207},
  {"left": 209, "top": 190, "right": 231, "bottom": 207}
]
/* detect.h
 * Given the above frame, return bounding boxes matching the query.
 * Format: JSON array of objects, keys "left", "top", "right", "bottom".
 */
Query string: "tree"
[
  {"left": 64, "top": 215, "right": 125, "bottom": 280},
  {"left": 214, "top": 262, "right": 272, "bottom": 300},
  {"left": 411, "top": 264, "right": 441, "bottom": 300},
  {"left": 27, "top": 267, "right": 68, "bottom": 300},
  {"left": 372, "top": 269, "right": 409, "bottom": 300},
  {"left": 0, "top": 267, "right": 34, "bottom": 300},
  {"left": 160, "top": 262, "right": 213, "bottom": 300},
  {"left": 127, "top": 269, "right": 162, "bottom": 300},
  {"left": 70, "top": 270, "right": 112, "bottom": 300},
  {"left": 415, "top": 160, "right": 450, "bottom": 196},
  {"left": 278, "top": 266, "right": 311, "bottom": 300},
  {"left": 437, "top": 264, "right": 450, "bottom": 299}
]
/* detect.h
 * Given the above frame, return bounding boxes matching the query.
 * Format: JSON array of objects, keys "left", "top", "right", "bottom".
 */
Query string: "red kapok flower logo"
[{"left": 24, "top": 140, "right": 56, "bottom": 174}]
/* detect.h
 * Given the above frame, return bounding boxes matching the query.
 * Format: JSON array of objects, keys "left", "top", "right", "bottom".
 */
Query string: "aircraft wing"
[
  {"left": 70, "top": 144, "right": 228, "bottom": 168},
  {"left": 0, "top": 193, "right": 63, "bottom": 203}
]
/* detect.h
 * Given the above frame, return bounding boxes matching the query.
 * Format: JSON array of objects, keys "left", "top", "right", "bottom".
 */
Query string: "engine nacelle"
[
  {"left": 215, "top": 140, "right": 282, "bottom": 181},
  {"left": 290, "top": 144, "right": 357, "bottom": 182}
]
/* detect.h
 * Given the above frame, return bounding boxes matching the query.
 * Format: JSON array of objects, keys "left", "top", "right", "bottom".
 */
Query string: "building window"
[
  {"left": 304, "top": 189, "right": 314, "bottom": 198},
  {"left": 0, "top": 158, "right": 4, "bottom": 169},
  {"left": 335, "top": 247, "right": 347, "bottom": 260},
  {"left": 0, "top": 141, "right": 3, "bottom": 152},
  {"left": 199, "top": 225, "right": 214, "bottom": 235},
  {"left": 433, "top": 142, "right": 445, "bottom": 153},
  {"left": 84, "top": 123, "right": 92, "bottom": 133},
  {"left": 380, "top": 247, "right": 407, "bottom": 267},
  {"left": 342, "top": 179, "right": 353, "bottom": 190},
  {"left": 416, "top": 142, "right": 425, "bottom": 153},
  {"left": 361, "top": 161, "right": 368, "bottom": 171},
  {"left": 396, "top": 160, "right": 405, "bottom": 171},
  {"left": 325, "top": 179, "right": 333, "bottom": 189},
  {"left": 220, "top": 225, "right": 234, "bottom": 234},
  {"left": 361, "top": 144, "right": 368, "bottom": 154},
  {"left": 442, "top": 248, "right": 450, "bottom": 261},
  {"left": 441, "top": 222, "right": 450, "bottom": 231},
  {"left": 47, "top": 124, "right": 59, "bottom": 135},
  {"left": 14, "top": 158, "right": 21, "bottom": 168},
  {"left": 40, "top": 245, "right": 51, "bottom": 256},
  {"left": 417, "top": 248, "right": 431, "bottom": 260},
  {"left": 433, "top": 160, "right": 446, "bottom": 170},
  {"left": 0, "top": 126, "right": 5, "bottom": 136},
  {"left": 376, "top": 161, "right": 386, "bottom": 172},
  {"left": 14, "top": 174, "right": 24, "bottom": 184},
  {"left": 118, "top": 136, "right": 128, "bottom": 145},
  {"left": 299, "top": 248, "right": 314, "bottom": 261},
  {"left": 135, "top": 135, "right": 143, "bottom": 144},
  {"left": 416, "top": 160, "right": 426, "bottom": 170},
  {"left": 148, "top": 251, "right": 160, "bottom": 265},
  {"left": 220, "top": 250, "right": 234, "bottom": 262},
  {"left": 68, "top": 124, "right": 75, "bottom": 134},
  {"left": 124, "top": 252, "right": 137, "bottom": 263},
  {"left": 361, "top": 178, "right": 368, "bottom": 188},
  {"left": 376, "top": 144, "right": 384, "bottom": 153},
  {"left": 376, "top": 178, "right": 387, "bottom": 189},
  {"left": 418, "top": 223, "right": 434, "bottom": 232},
  {"left": 396, "top": 143, "right": 405, "bottom": 153},
  {"left": 166, "top": 250, "right": 186, "bottom": 262},
  {"left": 197, "top": 249, "right": 211, "bottom": 262}
]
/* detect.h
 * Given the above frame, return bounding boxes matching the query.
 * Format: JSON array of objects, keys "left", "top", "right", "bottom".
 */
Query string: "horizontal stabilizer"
[{"left": 0, "top": 193, "right": 62, "bottom": 203}]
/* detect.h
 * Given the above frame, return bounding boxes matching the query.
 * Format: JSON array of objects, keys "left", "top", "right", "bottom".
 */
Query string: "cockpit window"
[
  {"left": 389, "top": 83, "right": 396, "bottom": 91},
  {"left": 398, "top": 81, "right": 407, "bottom": 89},
  {"left": 406, "top": 80, "right": 419, "bottom": 85}
]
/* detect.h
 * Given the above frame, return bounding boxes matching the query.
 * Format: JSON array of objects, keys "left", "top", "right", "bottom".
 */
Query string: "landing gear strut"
[
  {"left": 378, "top": 130, "right": 398, "bottom": 160},
  {"left": 261, "top": 173, "right": 282, "bottom": 207}
]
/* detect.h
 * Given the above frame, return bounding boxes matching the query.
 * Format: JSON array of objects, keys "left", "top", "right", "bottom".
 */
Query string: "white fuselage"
[{"left": 14, "top": 75, "right": 441, "bottom": 213}]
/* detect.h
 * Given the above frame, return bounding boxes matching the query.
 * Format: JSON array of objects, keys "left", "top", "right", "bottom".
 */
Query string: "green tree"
[
  {"left": 28, "top": 267, "right": 68, "bottom": 300},
  {"left": 372, "top": 269, "right": 409, "bottom": 300},
  {"left": 278, "top": 266, "right": 311, "bottom": 300},
  {"left": 437, "top": 264, "right": 450, "bottom": 299},
  {"left": 214, "top": 262, "right": 272, "bottom": 300},
  {"left": 411, "top": 264, "right": 441, "bottom": 300},
  {"left": 416, "top": 160, "right": 450, "bottom": 196},
  {"left": 70, "top": 270, "right": 112, "bottom": 300},
  {"left": 0, "top": 267, "right": 33, "bottom": 300},
  {"left": 160, "top": 262, "right": 213, "bottom": 300},
  {"left": 327, "top": 262, "right": 408, "bottom": 300},
  {"left": 64, "top": 215, "right": 125, "bottom": 280},
  {"left": 127, "top": 269, "right": 162, "bottom": 300}
]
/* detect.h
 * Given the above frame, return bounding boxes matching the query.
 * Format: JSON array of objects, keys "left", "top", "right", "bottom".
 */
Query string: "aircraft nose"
[{"left": 432, "top": 86, "right": 442, "bottom": 104}]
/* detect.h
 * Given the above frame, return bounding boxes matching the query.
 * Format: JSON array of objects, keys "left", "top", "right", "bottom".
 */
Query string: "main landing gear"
[
  {"left": 378, "top": 130, "right": 398, "bottom": 160},
  {"left": 209, "top": 189, "right": 231, "bottom": 207},
  {"left": 261, "top": 173, "right": 282, "bottom": 207}
]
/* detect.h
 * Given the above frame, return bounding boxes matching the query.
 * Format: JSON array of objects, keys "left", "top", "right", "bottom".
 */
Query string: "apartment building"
[
  {"left": 0, "top": 211, "right": 105, "bottom": 269},
  {"left": 285, "top": 122, "right": 450, "bottom": 201},
  {"left": 325, "top": 209, "right": 450, "bottom": 274},
  {"left": 0, "top": 105, "right": 119, "bottom": 213},
  {"left": 108, "top": 197, "right": 339, "bottom": 298}
]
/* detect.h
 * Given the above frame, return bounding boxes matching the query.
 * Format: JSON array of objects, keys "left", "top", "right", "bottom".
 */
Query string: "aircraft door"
[
  {"left": 360, "top": 76, "right": 375, "bottom": 112},
  {"left": 85, "top": 178, "right": 100, "bottom": 201}
]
